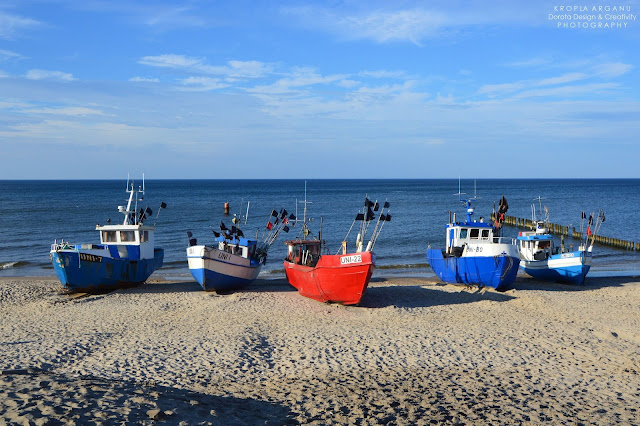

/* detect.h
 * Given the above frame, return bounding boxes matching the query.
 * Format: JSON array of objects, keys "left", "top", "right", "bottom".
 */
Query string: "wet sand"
[{"left": 1, "top": 275, "right": 639, "bottom": 424}]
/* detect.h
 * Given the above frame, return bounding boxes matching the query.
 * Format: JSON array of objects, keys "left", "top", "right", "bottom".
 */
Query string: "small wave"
[
  {"left": 377, "top": 263, "right": 430, "bottom": 270},
  {"left": 160, "top": 260, "right": 188, "bottom": 270},
  {"left": 0, "top": 261, "right": 28, "bottom": 270}
]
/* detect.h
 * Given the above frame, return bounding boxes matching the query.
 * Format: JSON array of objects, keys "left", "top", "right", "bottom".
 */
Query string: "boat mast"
[{"left": 299, "top": 180, "right": 312, "bottom": 237}]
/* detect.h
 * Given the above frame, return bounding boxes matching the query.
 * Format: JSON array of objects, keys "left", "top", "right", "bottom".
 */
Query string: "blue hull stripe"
[
  {"left": 51, "top": 249, "right": 164, "bottom": 292},
  {"left": 427, "top": 249, "right": 519, "bottom": 290},
  {"left": 190, "top": 267, "right": 258, "bottom": 292}
]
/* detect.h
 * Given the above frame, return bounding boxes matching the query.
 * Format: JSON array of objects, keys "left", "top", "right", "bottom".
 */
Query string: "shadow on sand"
[
  {"left": 1, "top": 368, "right": 297, "bottom": 425},
  {"left": 359, "top": 277, "right": 517, "bottom": 309}
]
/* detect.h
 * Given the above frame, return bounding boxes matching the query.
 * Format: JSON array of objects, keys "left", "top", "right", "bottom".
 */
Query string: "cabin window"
[
  {"left": 120, "top": 231, "right": 136, "bottom": 242},
  {"left": 470, "top": 229, "right": 479, "bottom": 239},
  {"left": 102, "top": 231, "right": 117, "bottom": 242},
  {"left": 459, "top": 229, "right": 468, "bottom": 240},
  {"left": 140, "top": 231, "right": 149, "bottom": 243},
  {"left": 482, "top": 230, "right": 489, "bottom": 239}
]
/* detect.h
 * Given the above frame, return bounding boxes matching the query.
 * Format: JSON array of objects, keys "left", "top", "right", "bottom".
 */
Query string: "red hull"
[{"left": 283, "top": 251, "right": 375, "bottom": 305}]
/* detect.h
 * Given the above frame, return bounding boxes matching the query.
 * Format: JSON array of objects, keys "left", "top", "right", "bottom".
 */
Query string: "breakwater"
[{"left": 492, "top": 214, "right": 640, "bottom": 251}]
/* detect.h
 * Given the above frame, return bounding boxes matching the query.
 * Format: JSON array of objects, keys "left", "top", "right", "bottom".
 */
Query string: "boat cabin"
[
  {"left": 96, "top": 224, "right": 156, "bottom": 260},
  {"left": 445, "top": 221, "right": 496, "bottom": 256},
  {"left": 517, "top": 231, "right": 556, "bottom": 261},
  {"left": 284, "top": 240, "right": 321, "bottom": 267},
  {"left": 213, "top": 235, "right": 258, "bottom": 259}
]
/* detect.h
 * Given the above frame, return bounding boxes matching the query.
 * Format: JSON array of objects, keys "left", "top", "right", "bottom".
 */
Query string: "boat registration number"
[
  {"left": 217, "top": 251, "right": 231, "bottom": 261},
  {"left": 341, "top": 255, "right": 362, "bottom": 265},
  {"left": 79, "top": 253, "right": 102, "bottom": 263},
  {"left": 561, "top": 253, "right": 575, "bottom": 258}
]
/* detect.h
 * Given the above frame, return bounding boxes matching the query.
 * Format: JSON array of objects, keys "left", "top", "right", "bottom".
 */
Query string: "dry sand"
[{"left": 1, "top": 274, "right": 639, "bottom": 425}]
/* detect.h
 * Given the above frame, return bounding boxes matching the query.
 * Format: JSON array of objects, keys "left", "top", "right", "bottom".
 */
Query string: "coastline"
[{"left": 1, "top": 275, "right": 639, "bottom": 424}]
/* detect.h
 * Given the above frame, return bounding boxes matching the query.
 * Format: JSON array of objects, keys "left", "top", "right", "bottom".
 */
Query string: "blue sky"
[{"left": 1, "top": 0, "right": 638, "bottom": 179}]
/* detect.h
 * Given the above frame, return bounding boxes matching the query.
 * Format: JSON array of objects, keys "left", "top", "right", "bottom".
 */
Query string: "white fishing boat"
[
  {"left": 517, "top": 200, "right": 604, "bottom": 285},
  {"left": 187, "top": 208, "right": 295, "bottom": 292}
]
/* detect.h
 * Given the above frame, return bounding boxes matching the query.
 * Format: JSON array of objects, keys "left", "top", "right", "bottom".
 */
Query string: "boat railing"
[
  {"left": 51, "top": 241, "right": 74, "bottom": 251},
  {"left": 51, "top": 241, "right": 106, "bottom": 251},
  {"left": 492, "top": 236, "right": 517, "bottom": 245}
]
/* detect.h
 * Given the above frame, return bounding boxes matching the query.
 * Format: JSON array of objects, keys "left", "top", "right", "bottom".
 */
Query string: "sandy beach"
[{"left": 1, "top": 275, "right": 639, "bottom": 425}]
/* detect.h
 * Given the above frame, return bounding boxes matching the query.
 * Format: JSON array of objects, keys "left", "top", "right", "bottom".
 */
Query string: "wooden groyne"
[{"left": 492, "top": 214, "right": 640, "bottom": 251}]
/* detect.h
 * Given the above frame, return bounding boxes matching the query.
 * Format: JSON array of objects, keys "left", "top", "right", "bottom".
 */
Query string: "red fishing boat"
[
  {"left": 283, "top": 241, "right": 375, "bottom": 305},
  {"left": 283, "top": 188, "right": 390, "bottom": 305}
]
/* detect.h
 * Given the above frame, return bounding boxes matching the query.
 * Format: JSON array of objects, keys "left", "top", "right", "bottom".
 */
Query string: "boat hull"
[
  {"left": 187, "top": 245, "right": 262, "bottom": 292},
  {"left": 50, "top": 248, "right": 164, "bottom": 293},
  {"left": 283, "top": 251, "right": 375, "bottom": 305},
  {"left": 520, "top": 251, "right": 591, "bottom": 285},
  {"left": 427, "top": 248, "right": 519, "bottom": 290}
]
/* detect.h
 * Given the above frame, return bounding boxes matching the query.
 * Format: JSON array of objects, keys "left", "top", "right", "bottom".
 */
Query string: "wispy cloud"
[
  {"left": 282, "top": 3, "right": 545, "bottom": 45},
  {"left": 23, "top": 106, "right": 106, "bottom": 116},
  {"left": 129, "top": 76, "right": 159, "bottom": 83},
  {"left": 139, "top": 55, "right": 273, "bottom": 80},
  {"left": 179, "top": 76, "right": 230, "bottom": 91},
  {"left": 536, "top": 73, "right": 588, "bottom": 86},
  {"left": 25, "top": 69, "right": 74, "bottom": 81},
  {"left": 593, "top": 62, "right": 633, "bottom": 78},
  {"left": 142, "top": 6, "right": 207, "bottom": 29},
  {"left": 338, "top": 9, "right": 447, "bottom": 44},
  {"left": 0, "top": 48, "right": 26, "bottom": 61},
  {"left": 477, "top": 61, "right": 632, "bottom": 99},
  {"left": 0, "top": 11, "right": 40, "bottom": 40}
]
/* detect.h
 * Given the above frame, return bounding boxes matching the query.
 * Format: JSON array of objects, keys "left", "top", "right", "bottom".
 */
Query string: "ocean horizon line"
[{"left": 2, "top": 177, "right": 640, "bottom": 182}]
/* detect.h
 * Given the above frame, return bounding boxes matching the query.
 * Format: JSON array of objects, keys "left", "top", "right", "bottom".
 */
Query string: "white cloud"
[
  {"left": 139, "top": 55, "right": 272, "bottom": 80},
  {"left": 23, "top": 106, "right": 106, "bottom": 116},
  {"left": 282, "top": 3, "right": 545, "bottom": 45},
  {"left": 0, "top": 11, "right": 40, "bottom": 40},
  {"left": 536, "top": 73, "right": 587, "bottom": 86},
  {"left": 129, "top": 76, "right": 160, "bottom": 83},
  {"left": 0, "top": 49, "right": 26, "bottom": 61},
  {"left": 339, "top": 9, "right": 447, "bottom": 44},
  {"left": 513, "top": 83, "right": 620, "bottom": 99},
  {"left": 179, "top": 76, "right": 230, "bottom": 91},
  {"left": 25, "top": 69, "right": 74, "bottom": 81},
  {"left": 359, "top": 70, "right": 407, "bottom": 79},
  {"left": 143, "top": 6, "right": 206, "bottom": 29},
  {"left": 593, "top": 62, "right": 633, "bottom": 78}
]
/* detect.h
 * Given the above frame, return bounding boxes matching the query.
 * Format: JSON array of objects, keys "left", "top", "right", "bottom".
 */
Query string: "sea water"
[{"left": 1, "top": 179, "right": 639, "bottom": 280}]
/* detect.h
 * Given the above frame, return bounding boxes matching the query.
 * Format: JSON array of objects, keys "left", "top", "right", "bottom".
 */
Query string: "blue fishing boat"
[
  {"left": 427, "top": 189, "right": 520, "bottom": 290},
  {"left": 50, "top": 177, "right": 165, "bottom": 293},
  {"left": 187, "top": 208, "right": 295, "bottom": 292},
  {"left": 517, "top": 203, "right": 604, "bottom": 285}
]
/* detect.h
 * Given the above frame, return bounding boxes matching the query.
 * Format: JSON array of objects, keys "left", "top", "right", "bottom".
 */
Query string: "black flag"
[
  {"left": 160, "top": 202, "right": 167, "bottom": 209},
  {"left": 383, "top": 201, "right": 390, "bottom": 208},
  {"left": 220, "top": 221, "right": 228, "bottom": 231},
  {"left": 355, "top": 213, "right": 365, "bottom": 221},
  {"left": 212, "top": 230, "right": 220, "bottom": 238}
]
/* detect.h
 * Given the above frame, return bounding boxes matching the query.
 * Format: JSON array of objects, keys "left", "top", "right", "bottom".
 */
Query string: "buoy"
[{"left": 224, "top": 202, "right": 230, "bottom": 215}]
